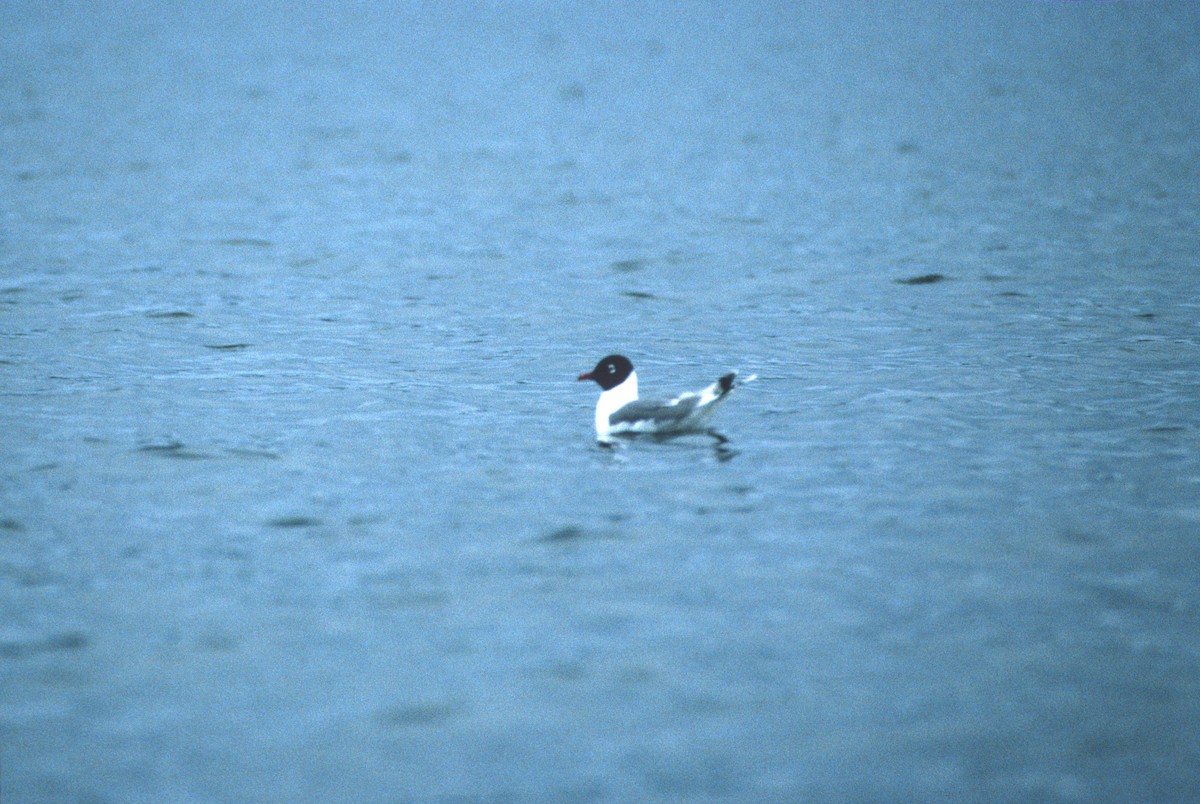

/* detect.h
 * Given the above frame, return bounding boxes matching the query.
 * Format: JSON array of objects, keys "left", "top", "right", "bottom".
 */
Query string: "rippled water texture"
[{"left": 3, "top": 2, "right": 1199, "bottom": 800}]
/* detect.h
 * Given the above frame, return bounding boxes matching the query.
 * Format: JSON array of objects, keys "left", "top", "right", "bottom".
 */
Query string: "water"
[{"left": 3, "top": 2, "right": 1199, "bottom": 800}]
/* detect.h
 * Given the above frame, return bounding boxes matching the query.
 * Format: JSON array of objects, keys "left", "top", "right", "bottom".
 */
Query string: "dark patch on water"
[
  {"left": 364, "top": 593, "right": 448, "bottom": 609},
  {"left": 13, "top": 565, "right": 69, "bottom": 588},
  {"left": 377, "top": 149, "right": 413, "bottom": 165},
  {"left": 696, "top": 503, "right": 754, "bottom": 515},
  {"left": 542, "top": 525, "right": 587, "bottom": 543},
  {"left": 0, "top": 518, "right": 25, "bottom": 532},
  {"left": 544, "top": 660, "right": 589, "bottom": 681},
  {"left": 895, "top": 273, "right": 947, "bottom": 285},
  {"left": 308, "top": 125, "right": 358, "bottom": 141},
  {"left": 622, "top": 291, "right": 658, "bottom": 300},
  {"left": 138, "top": 441, "right": 179, "bottom": 452},
  {"left": 1058, "top": 527, "right": 1102, "bottom": 546},
  {"left": 267, "top": 516, "right": 322, "bottom": 528},
  {"left": 377, "top": 701, "right": 460, "bottom": 727},
  {"left": 137, "top": 442, "right": 212, "bottom": 460},
  {"left": 1084, "top": 583, "right": 1176, "bottom": 615},
  {"left": 43, "top": 631, "right": 90, "bottom": 652},
  {"left": 558, "top": 82, "right": 587, "bottom": 102},
  {"left": 139, "top": 441, "right": 183, "bottom": 453},
  {"left": 611, "top": 259, "right": 645, "bottom": 273},
  {"left": 0, "top": 630, "right": 89, "bottom": 658},
  {"left": 226, "top": 447, "right": 280, "bottom": 459},
  {"left": 214, "top": 238, "right": 273, "bottom": 248},
  {"left": 146, "top": 310, "right": 194, "bottom": 319},
  {"left": 195, "top": 631, "right": 239, "bottom": 653},
  {"left": 203, "top": 343, "right": 251, "bottom": 351}
]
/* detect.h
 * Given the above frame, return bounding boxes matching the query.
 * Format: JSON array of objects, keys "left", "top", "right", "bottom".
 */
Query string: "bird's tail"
[{"left": 716, "top": 370, "right": 758, "bottom": 396}]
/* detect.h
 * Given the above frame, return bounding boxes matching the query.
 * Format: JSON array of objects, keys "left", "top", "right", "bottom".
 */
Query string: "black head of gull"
[{"left": 577, "top": 354, "right": 634, "bottom": 391}]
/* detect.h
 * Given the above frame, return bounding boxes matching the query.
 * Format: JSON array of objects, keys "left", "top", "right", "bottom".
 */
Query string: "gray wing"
[{"left": 609, "top": 395, "right": 700, "bottom": 425}]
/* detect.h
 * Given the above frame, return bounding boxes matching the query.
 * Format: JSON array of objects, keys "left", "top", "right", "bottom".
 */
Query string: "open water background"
[{"left": 3, "top": 2, "right": 1199, "bottom": 800}]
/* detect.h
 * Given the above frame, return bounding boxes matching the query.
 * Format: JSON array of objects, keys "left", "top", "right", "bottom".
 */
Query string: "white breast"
[{"left": 595, "top": 371, "right": 638, "bottom": 437}]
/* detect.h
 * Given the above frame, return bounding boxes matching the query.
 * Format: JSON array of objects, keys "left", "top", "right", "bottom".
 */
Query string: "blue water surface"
[{"left": 3, "top": 2, "right": 1199, "bottom": 800}]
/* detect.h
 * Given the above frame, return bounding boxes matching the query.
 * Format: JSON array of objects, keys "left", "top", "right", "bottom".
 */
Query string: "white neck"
[{"left": 595, "top": 371, "right": 638, "bottom": 436}]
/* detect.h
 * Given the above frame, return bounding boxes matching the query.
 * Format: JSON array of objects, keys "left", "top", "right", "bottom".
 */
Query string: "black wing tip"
[{"left": 718, "top": 372, "right": 736, "bottom": 393}]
